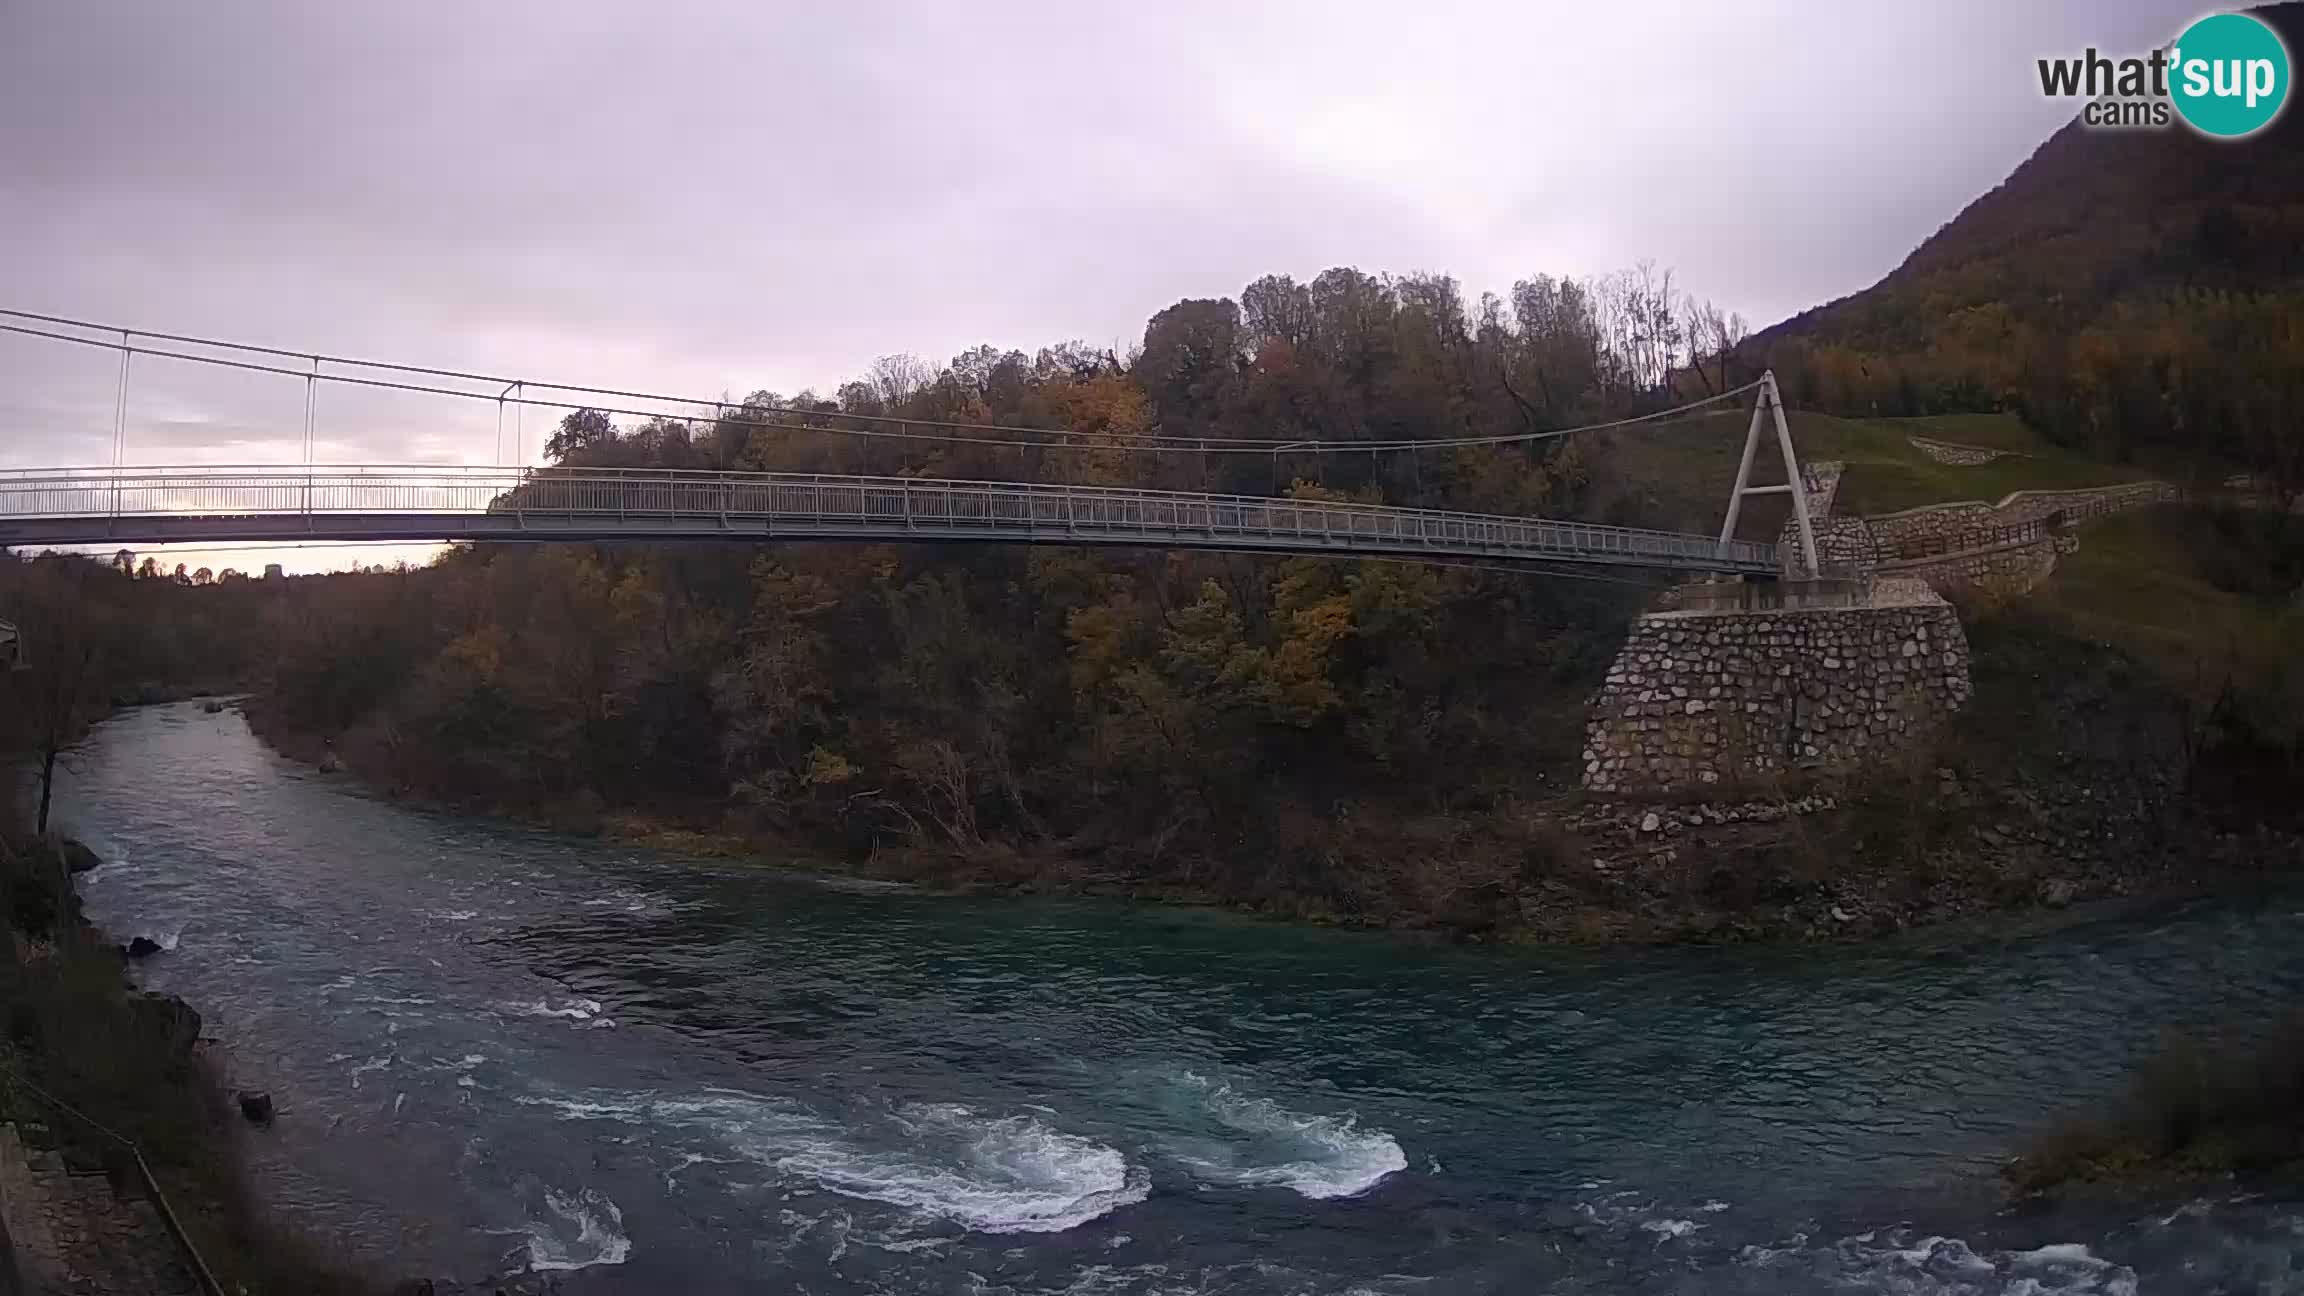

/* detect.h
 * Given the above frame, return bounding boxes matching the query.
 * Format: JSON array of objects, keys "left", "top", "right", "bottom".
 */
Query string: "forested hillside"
[
  {"left": 249, "top": 264, "right": 1754, "bottom": 925},
  {"left": 1759, "top": 1, "right": 2304, "bottom": 497}
]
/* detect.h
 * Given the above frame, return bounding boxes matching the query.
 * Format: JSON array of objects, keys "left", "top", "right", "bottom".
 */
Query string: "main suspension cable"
[{"left": 0, "top": 309, "right": 1758, "bottom": 457}]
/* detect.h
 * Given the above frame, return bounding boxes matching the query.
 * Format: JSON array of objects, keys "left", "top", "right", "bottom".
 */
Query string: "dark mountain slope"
[
  {"left": 1755, "top": 2, "right": 2304, "bottom": 491},
  {"left": 1767, "top": 1, "right": 2304, "bottom": 351}
]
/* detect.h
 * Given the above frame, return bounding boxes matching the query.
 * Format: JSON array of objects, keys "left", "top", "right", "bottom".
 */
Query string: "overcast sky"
[{"left": 0, "top": 0, "right": 2198, "bottom": 570}]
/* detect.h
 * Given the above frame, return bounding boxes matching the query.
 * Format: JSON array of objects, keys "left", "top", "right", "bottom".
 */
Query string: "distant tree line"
[
  {"left": 241, "top": 263, "right": 1765, "bottom": 924},
  {"left": 0, "top": 552, "right": 271, "bottom": 833}
]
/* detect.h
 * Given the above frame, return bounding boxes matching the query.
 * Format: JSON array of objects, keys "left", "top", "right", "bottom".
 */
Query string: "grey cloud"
[{"left": 3, "top": 0, "right": 2202, "bottom": 494}]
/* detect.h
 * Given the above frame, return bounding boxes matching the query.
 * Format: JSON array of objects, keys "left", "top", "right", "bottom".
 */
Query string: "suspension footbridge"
[
  {"left": 0, "top": 310, "right": 1818, "bottom": 578},
  {"left": 0, "top": 465, "right": 1782, "bottom": 574}
]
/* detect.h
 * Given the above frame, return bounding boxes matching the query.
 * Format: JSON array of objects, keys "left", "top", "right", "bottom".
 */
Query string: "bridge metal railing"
[{"left": 0, "top": 465, "right": 1782, "bottom": 574}]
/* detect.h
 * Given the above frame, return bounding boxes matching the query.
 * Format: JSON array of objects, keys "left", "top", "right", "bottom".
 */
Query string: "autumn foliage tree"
[{"left": 236, "top": 262, "right": 1717, "bottom": 918}]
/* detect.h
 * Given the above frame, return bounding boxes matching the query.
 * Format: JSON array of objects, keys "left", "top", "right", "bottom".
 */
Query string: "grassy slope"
[
  {"left": 2026, "top": 506, "right": 2301, "bottom": 697},
  {"left": 2010, "top": 1015, "right": 2304, "bottom": 1195},
  {"left": 1592, "top": 410, "right": 2151, "bottom": 539},
  {"left": 1817, "top": 419, "right": 2153, "bottom": 517},
  {"left": 1591, "top": 411, "right": 2288, "bottom": 729},
  {"left": 1885, "top": 413, "right": 2054, "bottom": 453}
]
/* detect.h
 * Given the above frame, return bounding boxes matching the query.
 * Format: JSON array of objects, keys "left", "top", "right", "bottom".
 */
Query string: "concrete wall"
[
  {"left": 1582, "top": 592, "right": 1972, "bottom": 796},
  {"left": 1654, "top": 578, "right": 1874, "bottom": 614}
]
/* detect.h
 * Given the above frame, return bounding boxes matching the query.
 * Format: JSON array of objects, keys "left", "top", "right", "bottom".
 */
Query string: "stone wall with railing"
[
  {"left": 1866, "top": 481, "right": 2178, "bottom": 554},
  {"left": 1579, "top": 465, "right": 2176, "bottom": 797},
  {"left": 1875, "top": 533, "right": 2065, "bottom": 597}
]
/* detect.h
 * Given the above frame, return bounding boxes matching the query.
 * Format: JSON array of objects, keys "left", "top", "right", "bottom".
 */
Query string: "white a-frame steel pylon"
[{"left": 1716, "top": 371, "right": 1819, "bottom": 578}]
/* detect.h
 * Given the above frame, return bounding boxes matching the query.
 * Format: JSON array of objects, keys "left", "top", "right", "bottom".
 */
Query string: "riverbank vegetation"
[{"left": 2008, "top": 1016, "right": 2304, "bottom": 1195}]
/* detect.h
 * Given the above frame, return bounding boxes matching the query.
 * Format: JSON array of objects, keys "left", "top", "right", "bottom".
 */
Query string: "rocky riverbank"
[
  {"left": 0, "top": 824, "right": 578, "bottom": 1294},
  {"left": 0, "top": 828, "right": 382, "bottom": 1293}
]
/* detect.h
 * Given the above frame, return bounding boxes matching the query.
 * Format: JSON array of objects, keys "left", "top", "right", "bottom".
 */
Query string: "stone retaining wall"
[
  {"left": 1878, "top": 535, "right": 2059, "bottom": 597},
  {"left": 1582, "top": 594, "right": 1972, "bottom": 796},
  {"left": 1804, "top": 517, "right": 1879, "bottom": 577},
  {"left": 1866, "top": 481, "right": 2177, "bottom": 551},
  {"left": 1909, "top": 436, "right": 2007, "bottom": 465},
  {"left": 1802, "top": 461, "right": 1842, "bottom": 519},
  {"left": 1776, "top": 461, "right": 1860, "bottom": 576}
]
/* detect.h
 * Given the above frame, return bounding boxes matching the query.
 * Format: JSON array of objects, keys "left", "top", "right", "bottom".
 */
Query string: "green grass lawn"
[
  {"left": 1591, "top": 410, "right": 2153, "bottom": 539},
  {"left": 1877, "top": 412, "right": 2053, "bottom": 453},
  {"left": 2025, "top": 507, "right": 2301, "bottom": 695},
  {"left": 1806, "top": 415, "right": 2154, "bottom": 516}
]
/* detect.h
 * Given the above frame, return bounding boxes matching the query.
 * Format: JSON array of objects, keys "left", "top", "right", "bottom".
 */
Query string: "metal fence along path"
[{"left": 0, "top": 465, "right": 1782, "bottom": 575}]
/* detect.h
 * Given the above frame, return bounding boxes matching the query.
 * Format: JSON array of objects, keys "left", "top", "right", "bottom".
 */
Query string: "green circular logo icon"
[{"left": 2170, "top": 12, "right": 2290, "bottom": 138}]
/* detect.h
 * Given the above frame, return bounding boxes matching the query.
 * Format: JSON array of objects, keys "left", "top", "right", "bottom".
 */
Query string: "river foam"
[
  {"left": 521, "top": 1086, "right": 1148, "bottom": 1235},
  {"left": 778, "top": 1102, "right": 1150, "bottom": 1234},
  {"left": 1159, "top": 1072, "right": 1405, "bottom": 1200},
  {"left": 519, "top": 1186, "right": 632, "bottom": 1273},
  {"left": 499, "top": 995, "right": 605, "bottom": 1023},
  {"left": 1738, "top": 1228, "right": 2139, "bottom": 1295}
]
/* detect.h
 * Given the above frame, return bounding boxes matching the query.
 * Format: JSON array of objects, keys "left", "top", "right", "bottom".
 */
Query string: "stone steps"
[{"left": 0, "top": 1122, "right": 199, "bottom": 1294}]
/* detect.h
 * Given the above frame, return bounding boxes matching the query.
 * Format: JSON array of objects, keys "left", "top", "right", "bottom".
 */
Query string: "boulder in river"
[
  {"left": 127, "top": 993, "right": 202, "bottom": 1059},
  {"left": 58, "top": 840, "right": 102, "bottom": 874},
  {"left": 237, "top": 1091, "right": 274, "bottom": 1125},
  {"left": 122, "top": 936, "right": 164, "bottom": 959},
  {"left": 201, "top": 699, "right": 226, "bottom": 714}
]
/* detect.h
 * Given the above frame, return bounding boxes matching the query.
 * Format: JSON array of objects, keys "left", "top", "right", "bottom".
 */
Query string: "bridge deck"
[{"left": 0, "top": 467, "right": 1779, "bottom": 574}]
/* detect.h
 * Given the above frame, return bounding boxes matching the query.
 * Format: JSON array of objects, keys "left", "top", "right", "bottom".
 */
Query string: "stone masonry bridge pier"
[
  {"left": 1579, "top": 423, "right": 2182, "bottom": 798},
  {"left": 1580, "top": 578, "right": 1971, "bottom": 796}
]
